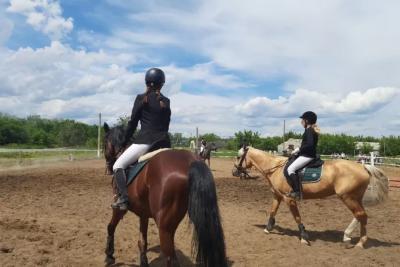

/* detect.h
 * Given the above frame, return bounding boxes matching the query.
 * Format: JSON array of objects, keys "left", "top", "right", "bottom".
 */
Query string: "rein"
[
  {"left": 235, "top": 147, "right": 287, "bottom": 177},
  {"left": 260, "top": 161, "right": 287, "bottom": 176}
]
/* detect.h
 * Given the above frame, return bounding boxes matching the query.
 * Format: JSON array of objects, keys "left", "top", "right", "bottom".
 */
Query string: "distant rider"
[{"left": 287, "top": 111, "right": 320, "bottom": 200}]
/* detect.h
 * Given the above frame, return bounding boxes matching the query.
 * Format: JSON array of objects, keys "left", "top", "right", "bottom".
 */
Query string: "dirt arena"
[{"left": 1, "top": 158, "right": 400, "bottom": 267}]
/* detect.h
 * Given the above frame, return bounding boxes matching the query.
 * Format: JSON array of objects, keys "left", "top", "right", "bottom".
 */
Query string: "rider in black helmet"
[
  {"left": 287, "top": 111, "right": 320, "bottom": 200},
  {"left": 112, "top": 67, "right": 171, "bottom": 210}
]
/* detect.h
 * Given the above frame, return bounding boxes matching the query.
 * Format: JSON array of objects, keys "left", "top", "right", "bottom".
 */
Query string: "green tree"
[
  {"left": 380, "top": 136, "right": 400, "bottom": 156},
  {"left": 359, "top": 142, "right": 374, "bottom": 154},
  {"left": 201, "top": 133, "right": 221, "bottom": 142}
]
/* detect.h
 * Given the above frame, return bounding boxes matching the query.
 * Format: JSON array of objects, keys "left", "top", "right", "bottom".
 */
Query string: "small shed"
[{"left": 277, "top": 138, "right": 302, "bottom": 154}]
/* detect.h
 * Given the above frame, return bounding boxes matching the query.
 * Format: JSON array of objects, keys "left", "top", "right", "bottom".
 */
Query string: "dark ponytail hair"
[{"left": 142, "top": 86, "right": 166, "bottom": 108}]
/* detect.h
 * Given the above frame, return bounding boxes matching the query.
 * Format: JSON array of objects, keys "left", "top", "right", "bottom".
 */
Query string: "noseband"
[{"left": 233, "top": 147, "right": 250, "bottom": 177}]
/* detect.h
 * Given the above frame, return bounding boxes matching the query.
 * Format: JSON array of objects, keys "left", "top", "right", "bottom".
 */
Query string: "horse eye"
[{"left": 236, "top": 156, "right": 240, "bottom": 160}]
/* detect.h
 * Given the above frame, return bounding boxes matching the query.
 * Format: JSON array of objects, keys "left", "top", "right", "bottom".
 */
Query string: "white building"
[
  {"left": 277, "top": 138, "right": 302, "bottom": 154},
  {"left": 354, "top": 142, "right": 380, "bottom": 153}
]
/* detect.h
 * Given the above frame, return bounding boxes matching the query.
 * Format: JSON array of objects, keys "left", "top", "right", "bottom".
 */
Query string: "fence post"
[{"left": 370, "top": 152, "right": 375, "bottom": 167}]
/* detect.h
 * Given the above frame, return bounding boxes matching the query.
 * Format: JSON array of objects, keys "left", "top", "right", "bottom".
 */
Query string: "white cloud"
[
  {"left": 7, "top": 0, "right": 73, "bottom": 40},
  {"left": 126, "top": 0, "right": 400, "bottom": 93},
  {"left": 0, "top": 6, "right": 14, "bottom": 45},
  {"left": 2, "top": 0, "right": 400, "bottom": 137},
  {"left": 0, "top": 41, "right": 248, "bottom": 133},
  {"left": 235, "top": 87, "right": 400, "bottom": 118}
]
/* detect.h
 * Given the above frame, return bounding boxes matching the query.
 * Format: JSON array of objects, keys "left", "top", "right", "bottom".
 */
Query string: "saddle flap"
[{"left": 126, "top": 160, "right": 149, "bottom": 185}]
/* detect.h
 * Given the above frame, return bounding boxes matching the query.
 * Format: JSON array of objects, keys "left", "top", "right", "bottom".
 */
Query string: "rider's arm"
[{"left": 124, "top": 95, "right": 143, "bottom": 145}]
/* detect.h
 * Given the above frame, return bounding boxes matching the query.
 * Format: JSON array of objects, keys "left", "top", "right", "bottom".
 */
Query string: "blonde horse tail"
[{"left": 362, "top": 164, "right": 389, "bottom": 206}]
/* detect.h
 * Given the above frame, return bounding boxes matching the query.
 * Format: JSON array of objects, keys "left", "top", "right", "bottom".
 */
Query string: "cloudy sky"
[{"left": 1, "top": 0, "right": 399, "bottom": 137}]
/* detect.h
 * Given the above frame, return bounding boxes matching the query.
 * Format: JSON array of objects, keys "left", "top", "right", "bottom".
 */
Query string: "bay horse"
[
  {"left": 103, "top": 123, "right": 227, "bottom": 267},
  {"left": 233, "top": 146, "right": 388, "bottom": 248}
]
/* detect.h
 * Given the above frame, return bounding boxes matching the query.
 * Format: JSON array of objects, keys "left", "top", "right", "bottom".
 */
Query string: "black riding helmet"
[
  {"left": 300, "top": 111, "right": 317, "bottom": 125},
  {"left": 145, "top": 68, "right": 165, "bottom": 88}
]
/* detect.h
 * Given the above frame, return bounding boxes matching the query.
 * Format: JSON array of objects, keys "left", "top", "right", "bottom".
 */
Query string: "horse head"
[
  {"left": 232, "top": 144, "right": 252, "bottom": 177},
  {"left": 103, "top": 122, "right": 126, "bottom": 175}
]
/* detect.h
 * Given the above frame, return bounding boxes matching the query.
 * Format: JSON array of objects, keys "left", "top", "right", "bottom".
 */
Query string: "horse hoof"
[
  {"left": 343, "top": 236, "right": 352, "bottom": 243},
  {"left": 264, "top": 228, "right": 270, "bottom": 234},
  {"left": 104, "top": 256, "right": 115, "bottom": 266},
  {"left": 343, "top": 241, "right": 355, "bottom": 249},
  {"left": 140, "top": 257, "right": 149, "bottom": 267},
  {"left": 355, "top": 242, "right": 365, "bottom": 249},
  {"left": 300, "top": 238, "right": 310, "bottom": 246}
]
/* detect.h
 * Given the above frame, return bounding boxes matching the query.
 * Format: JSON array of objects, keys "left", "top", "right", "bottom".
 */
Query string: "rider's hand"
[{"left": 291, "top": 147, "right": 300, "bottom": 155}]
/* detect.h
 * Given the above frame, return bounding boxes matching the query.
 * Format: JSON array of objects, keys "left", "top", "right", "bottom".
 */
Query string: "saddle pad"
[
  {"left": 126, "top": 160, "right": 148, "bottom": 185},
  {"left": 299, "top": 166, "right": 323, "bottom": 183},
  {"left": 138, "top": 148, "right": 171, "bottom": 162}
]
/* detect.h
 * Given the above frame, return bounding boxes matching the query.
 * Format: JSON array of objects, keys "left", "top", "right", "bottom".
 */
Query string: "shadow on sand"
[
  {"left": 253, "top": 224, "right": 400, "bottom": 248},
  {"left": 110, "top": 245, "right": 234, "bottom": 266}
]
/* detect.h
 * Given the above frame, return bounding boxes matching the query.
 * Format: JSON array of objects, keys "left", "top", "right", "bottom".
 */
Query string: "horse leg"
[
  {"left": 159, "top": 228, "right": 179, "bottom": 267},
  {"left": 138, "top": 217, "right": 149, "bottom": 267},
  {"left": 341, "top": 196, "right": 368, "bottom": 248},
  {"left": 105, "top": 209, "right": 125, "bottom": 265},
  {"left": 264, "top": 194, "right": 282, "bottom": 233},
  {"left": 343, "top": 217, "right": 358, "bottom": 243},
  {"left": 287, "top": 201, "right": 310, "bottom": 245}
]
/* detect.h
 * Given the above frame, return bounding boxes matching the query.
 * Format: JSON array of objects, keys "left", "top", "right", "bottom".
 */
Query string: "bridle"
[
  {"left": 104, "top": 139, "right": 124, "bottom": 175},
  {"left": 233, "top": 147, "right": 250, "bottom": 178},
  {"left": 233, "top": 146, "right": 288, "bottom": 178}
]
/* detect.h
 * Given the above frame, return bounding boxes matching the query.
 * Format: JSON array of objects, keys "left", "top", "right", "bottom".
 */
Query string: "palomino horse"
[
  {"left": 103, "top": 124, "right": 227, "bottom": 267},
  {"left": 199, "top": 142, "right": 218, "bottom": 167},
  {"left": 233, "top": 146, "right": 388, "bottom": 248}
]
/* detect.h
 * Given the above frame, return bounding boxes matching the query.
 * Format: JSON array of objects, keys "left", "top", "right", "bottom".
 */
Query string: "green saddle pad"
[
  {"left": 126, "top": 160, "right": 149, "bottom": 185},
  {"left": 300, "top": 166, "right": 323, "bottom": 183}
]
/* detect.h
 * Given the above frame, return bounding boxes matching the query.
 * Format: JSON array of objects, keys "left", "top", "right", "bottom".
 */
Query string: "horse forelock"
[{"left": 105, "top": 125, "right": 126, "bottom": 152}]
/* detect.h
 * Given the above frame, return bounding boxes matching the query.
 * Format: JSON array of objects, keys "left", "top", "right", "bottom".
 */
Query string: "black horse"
[{"left": 199, "top": 142, "right": 218, "bottom": 167}]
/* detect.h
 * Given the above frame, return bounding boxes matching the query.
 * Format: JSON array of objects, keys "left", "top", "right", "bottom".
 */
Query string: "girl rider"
[
  {"left": 112, "top": 68, "right": 171, "bottom": 210},
  {"left": 287, "top": 111, "right": 320, "bottom": 200}
]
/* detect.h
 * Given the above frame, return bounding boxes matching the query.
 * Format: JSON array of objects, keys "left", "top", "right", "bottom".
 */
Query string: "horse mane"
[{"left": 106, "top": 125, "right": 127, "bottom": 150}]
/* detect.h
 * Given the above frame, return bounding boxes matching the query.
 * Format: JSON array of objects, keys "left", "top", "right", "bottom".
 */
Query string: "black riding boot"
[
  {"left": 287, "top": 173, "right": 302, "bottom": 200},
  {"left": 112, "top": 168, "right": 129, "bottom": 210}
]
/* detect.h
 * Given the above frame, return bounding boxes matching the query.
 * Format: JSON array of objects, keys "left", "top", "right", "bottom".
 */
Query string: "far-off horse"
[
  {"left": 103, "top": 124, "right": 227, "bottom": 267},
  {"left": 199, "top": 142, "right": 218, "bottom": 167},
  {"left": 233, "top": 146, "right": 388, "bottom": 248}
]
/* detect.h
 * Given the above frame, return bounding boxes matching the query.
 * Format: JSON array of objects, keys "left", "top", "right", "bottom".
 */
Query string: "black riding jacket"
[
  {"left": 125, "top": 91, "right": 171, "bottom": 148},
  {"left": 299, "top": 127, "right": 318, "bottom": 158}
]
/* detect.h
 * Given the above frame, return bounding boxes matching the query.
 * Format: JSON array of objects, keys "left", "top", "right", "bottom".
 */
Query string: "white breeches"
[
  {"left": 113, "top": 143, "right": 151, "bottom": 171},
  {"left": 287, "top": 156, "right": 314, "bottom": 175}
]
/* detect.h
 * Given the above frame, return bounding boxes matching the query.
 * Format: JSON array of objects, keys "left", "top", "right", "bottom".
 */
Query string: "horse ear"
[{"left": 103, "top": 122, "right": 110, "bottom": 133}]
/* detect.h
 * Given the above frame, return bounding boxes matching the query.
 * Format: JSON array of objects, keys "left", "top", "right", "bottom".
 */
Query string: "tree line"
[
  {"left": 0, "top": 113, "right": 98, "bottom": 148},
  {"left": 1, "top": 114, "right": 399, "bottom": 156}
]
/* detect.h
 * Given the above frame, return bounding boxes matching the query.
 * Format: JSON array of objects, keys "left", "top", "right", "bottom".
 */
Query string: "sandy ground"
[{"left": 1, "top": 158, "right": 400, "bottom": 267}]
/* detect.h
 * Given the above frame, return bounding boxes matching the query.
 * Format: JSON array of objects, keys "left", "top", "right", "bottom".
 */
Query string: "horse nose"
[{"left": 232, "top": 168, "right": 239, "bottom": 177}]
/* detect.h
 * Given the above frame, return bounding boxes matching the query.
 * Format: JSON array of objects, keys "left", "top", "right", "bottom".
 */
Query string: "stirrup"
[
  {"left": 111, "top": 198, "right": 129, "bottom": 210},
  {"left": 286, "top": 191, "right": 301, "bottom": 201}
]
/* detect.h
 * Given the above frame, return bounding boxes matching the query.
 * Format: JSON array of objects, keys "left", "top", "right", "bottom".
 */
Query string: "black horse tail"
[{"left": 188, "top": 161, "right": 228, "bottom": 267}]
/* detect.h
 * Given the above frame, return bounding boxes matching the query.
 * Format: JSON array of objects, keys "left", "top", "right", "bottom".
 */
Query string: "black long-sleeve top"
[
  {"left": 124, "top": 90, "right": 171, "bottom": 147},
  {"left": 299, "top": 127, "right": 318, "bottom": 158}
]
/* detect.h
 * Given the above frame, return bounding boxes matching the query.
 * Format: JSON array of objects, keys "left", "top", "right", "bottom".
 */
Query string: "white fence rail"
[{"left": 321, "top": 153, "right": 400, "bottom": 167}]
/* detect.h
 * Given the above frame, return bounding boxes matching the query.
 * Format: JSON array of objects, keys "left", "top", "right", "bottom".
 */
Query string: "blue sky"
[{"left": 0, "top": 0, "right": 399, "bottom": 137}]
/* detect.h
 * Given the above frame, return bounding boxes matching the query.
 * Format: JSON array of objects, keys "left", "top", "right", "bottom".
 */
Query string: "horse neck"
[{"left": 247, "top": 148, "right": 284, "bottom": 174}]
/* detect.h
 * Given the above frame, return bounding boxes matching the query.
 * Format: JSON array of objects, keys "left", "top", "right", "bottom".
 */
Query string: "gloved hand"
[{"left": 291, "top": 147, "right": 300, "bottom": 155}]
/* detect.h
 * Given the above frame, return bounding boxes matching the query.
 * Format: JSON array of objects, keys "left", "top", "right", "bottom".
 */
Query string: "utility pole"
[
  {"left": 196, "top": 127, "right": 199, "bottom": 154},
  {"left": 282, "top": 120, "right": 286, "bottom": 151},
  {"left": 97, "top": 113, "right": 101, "bottom": 158}
]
